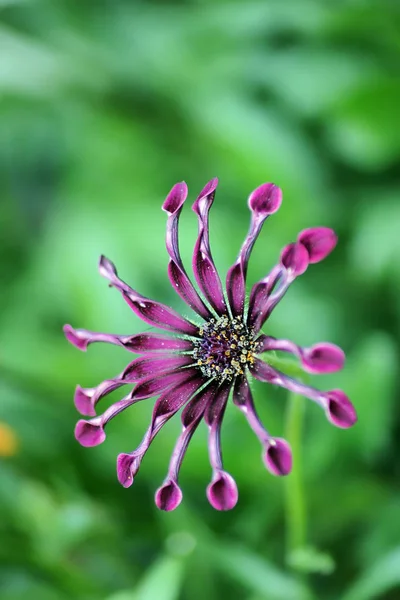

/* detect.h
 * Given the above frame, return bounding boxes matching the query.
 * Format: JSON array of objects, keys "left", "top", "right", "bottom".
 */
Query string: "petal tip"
[
  {"left": 155, "top": 479, "right": 183, "bottom": 511},
  {"left": 280, "top": 242, "right": 309, "bottom": 276},
  {"left": 117, "top": 453, "right": 139, "bottom": 488},
  {"left": 263, "top": 438, "right": 292, "bottom": 476},
  {"left": 63, "top": 324, "right": 88, "bottom": 351},
  {"left": 303, "top": 343, "right": 345, "bottom": 374},
  {"left": 206, "top": 471, "right": 238, "bottom": 511},
  {"left": 325, "top": 390, "right": 357, "bottom": 429},
  {"left": 99, "top": 255, "right": 117, "bottom": 279},
  {"left": 248, "top": 183, "right": 282, "bottom": 215},
  {"left": 75, "top": 420, "right": 106, "bottom": 447},
  {"left": 74, "top": 386, "right": 96, "bottom": 416},
  {"left": 298, "top": 227, "right": 338, "bottom": 264},
  {"left": 162, "top": 181, "right": 188, "bottom": 214}
]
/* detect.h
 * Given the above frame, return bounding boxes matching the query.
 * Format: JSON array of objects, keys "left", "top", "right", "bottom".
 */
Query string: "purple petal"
[
  {"left": 226, "top": 185, "right": 281, "bottom": 316},
  {"left": 75, "top": 420, "right": 106, "bottom": 447},
  {"left": 298, "top": 227, "right": 337, "bottom": 264},
  {"left": 226, "top": 184, "right": 282, "bottom": 317},
  {"left": 162, "top": 181, "right": 188, "bottom": 214},
  {"left": 63, "top": 325, "right": 192, "bottom": 354},
  {"left": 256, "top": 337, "right": 345, "bottom": 374},
  {"left": 122, "top": 354, "right": 193, "bottom": 382},
  {"left": 122, "top": 292, "right": 199, "bottom": 336},
  {"left": 250, "top": 358, "right": 323, "bottom": 404},
  {"left": 248, "top": 183, "right": 282, "bottom": 215},
  {"left": 192, "top": 179, "right": 226, "bottom": 315},
  {"left": 247, "top": 265, "right": 284, "bottom": 328},
  {"left": 233, "top": 376, "right": 270, "bottom": 443},
  {"left": 207, "top": 471, "right": 238, "bottom": 511},
  {"left": 163, "top": 183, "right": 212, "bottom": 319},
  {"left": 225, "top": 263, "right": 245, "bottom": 317},
  {"left": 155, "top": 479, "right": 183, "bottom": 511},
  {"left": 181, "top": 383, "right": 217, "bottom": 428},
  {"left": 263, "top": 438, "right": 292, "bottom": 476},
  {"left": 280, "top": 242, "right": 309, "bottom": 277},
  {"left": 250, "top": 359, "right": 355, "bottom": 430},
  {"left": 116, "top": 453, "right": 141, "bottom": 488},
  {"left": 123, "top": 333, "right": 193, "bottom": 353},
  {"left": 167, "top": 262, "right": 212, "bottom": 319},
  {"left": 302, "top": 343, "right": 345, "bottom": 374},
  {"left": 74, "top": 377, "right": 127, "bottom": 417},
  {"left": 99, "top": 255, "right": 199, "bottom": 336},
  {"left": 234, "top": 375, "right": 290, "bottom": 477},
  {"left": 116, "top": 374, "right": 204, "bottom": 489},
  {"left": 131, "top": 367, "right": 199, "bottom": 400},
  {"left": 325, "top": 390, "right": 357, "bottom": 429}
]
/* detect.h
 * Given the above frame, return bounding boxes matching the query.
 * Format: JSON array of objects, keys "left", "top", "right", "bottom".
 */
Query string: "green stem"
[{"left": 285, "top": 391, "right": 307, "bottom": 562}]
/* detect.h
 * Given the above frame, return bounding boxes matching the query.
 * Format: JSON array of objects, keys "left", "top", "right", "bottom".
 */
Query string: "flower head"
[{"left": 64, "top": 179, "right": 356, "bottom": 511}]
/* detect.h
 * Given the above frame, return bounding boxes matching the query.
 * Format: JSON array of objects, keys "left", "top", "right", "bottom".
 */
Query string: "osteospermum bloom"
[{"left": 64, "top": 179, "right": 356, "bottom": 511}]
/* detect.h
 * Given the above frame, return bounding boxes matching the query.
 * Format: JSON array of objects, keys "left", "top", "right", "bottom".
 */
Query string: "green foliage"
[{"left": 1, "top": 1, "right": 399, "bottom": 599}]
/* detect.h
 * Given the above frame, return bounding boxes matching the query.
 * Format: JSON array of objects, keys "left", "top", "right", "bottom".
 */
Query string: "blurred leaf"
[
  {"left": 206, "top": 541, "right": 312, "bottom": 600},
  {"left": 107, "top": 556, "right": 185, "bottom": 600},
  {"left": 326, "top": 79, "right": 400, "bottom": 170},
  {"left": 287, "top": 546, "right": 335, "bottom": 576},
  {"left": 350, "top": 189, "right": 400, "bottom": 279},
  {"left": 343, "top": 547, "right": 400, "bottom": 600}
]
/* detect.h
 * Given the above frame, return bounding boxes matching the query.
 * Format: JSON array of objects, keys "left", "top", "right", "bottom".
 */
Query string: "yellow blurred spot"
[{"left": 0, "top": 422, "right": 19, "bottom": 457}]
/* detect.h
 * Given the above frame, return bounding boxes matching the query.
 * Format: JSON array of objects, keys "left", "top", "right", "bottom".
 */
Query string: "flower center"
[{"left": 193, "top": 315, "right": 259, "bottom": 382}]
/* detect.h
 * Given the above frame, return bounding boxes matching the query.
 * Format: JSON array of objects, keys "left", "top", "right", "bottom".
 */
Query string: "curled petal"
[
  {"left": 263, "top": 438, "right": 292, "bottom": 476},
  {"left": 163, "top": 182, "right": 212, "bottom": 319},
  {"left": 75, "top": 420, "right": 106, "bottom": 447},
  {"left": 256, "top": 337, "right": 345, "bottom": 374},
  {"left": 302, "top": 343, "right": 345, "bottom": 374},
  {"left": 207, "top": 471, "right": 238, "bottom": 511},
  {"left": 192, "top": 178, "right": 226, "bottom": 314},
  {"left": 64, "top": 324, "right": 95, "bottom": 351},
  {"left": 117, "top": 453, "right": 141, "bottom": 488},
  {"left": 74, "top": 377, "right": 126, "bottom": 417},
  {"left": 162, "top": 181, "right": 188, "bottom": 214},
  {"left": 325, "top": 390, "right": 357, "bottom": 429},
  {"left": 248, "top": 183, "right": 282, "bottom": 215},
  {"left": 155, "top": 479, "right": 183, "bottom": 511},
  {"left": 298, "top": 227, "right": 337, "bottom": 264},
  {"left": 74, "top": 386, "right": 97, "bottom": 417},
  {"left": 280, "top": 242, "right": 309, "bottom": 277}
]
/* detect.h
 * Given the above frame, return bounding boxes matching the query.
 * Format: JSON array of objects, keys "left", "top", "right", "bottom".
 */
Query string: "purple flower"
[{"left": 64, "top": 180, "right": 356, "bottom": 511}]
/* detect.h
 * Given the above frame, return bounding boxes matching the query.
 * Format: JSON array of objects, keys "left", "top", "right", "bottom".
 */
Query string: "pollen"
[{"left": 192, "top": 315, "right": 259, "bottom": 382}]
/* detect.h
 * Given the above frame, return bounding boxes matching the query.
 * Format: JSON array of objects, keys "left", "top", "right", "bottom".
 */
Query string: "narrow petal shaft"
[
  {"left": 117, "top": 374, "right": 204, "bottom": 487},
  {"left": 233, "top": 377, "right": 292, "bottom": 476},
  {"left": 226, "top": 183, "right": 282, "bottom": 317},
  {"left": 192, "top": 179, "right": 226, "bottom": 314},
  {"left": 256, "top": 336, "right": 345, "bottom": 374},
  {"left": 64, "top": 325, "right": 193, "bottom": 353},
  {"left": 163, "top": 182, "right": 213, "bottom": 319}
]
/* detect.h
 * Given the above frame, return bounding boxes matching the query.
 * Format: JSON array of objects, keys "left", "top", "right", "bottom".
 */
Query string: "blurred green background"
[{"left": 1, "top": 1, "right": 400, "bottom": 599}]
